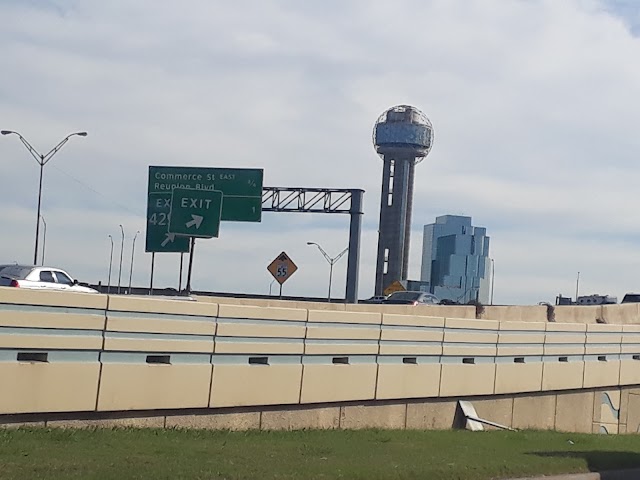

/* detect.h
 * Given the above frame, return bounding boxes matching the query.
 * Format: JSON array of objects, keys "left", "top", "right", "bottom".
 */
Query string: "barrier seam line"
[
  {"left": 372, "top": 315, "right": 382, "bottom": 401},
  {"left": 296, "top": 309, "right": 308, "bottom": 405},
  {"left": 582, "top": 332, "right": 587, "bottom": 390},
  {"left": 93, "top": 298, "right": 109, "bottom": 412},
  {"left": 206, "top": 321, "right": 216, "bottom": 409},
  {"left": 553, "top": 391, "right": 558, "bottom": 430},
  {"left": 492, "top": 333, "right": 498, "bottom": 395}
]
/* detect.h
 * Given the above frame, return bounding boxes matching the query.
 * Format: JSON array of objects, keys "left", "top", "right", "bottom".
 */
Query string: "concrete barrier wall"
[
  {"left": 495, "top": 321, "right": 546, "bottom": 394},
  {"left": 197, "top": 296, "right": 640, "bottom": 324},
  {"left": 481, "top": 306, "right": 548, "bottom": 323},
  {"left": 97, "top": 295, "right": 217, "bottom": 412},
  {"left": 0, "top": 288, "right": 106, "bottom": 414},
  {"left": 212, "top": 304, "right": 306, "bottom": 408},
  {"left": 301, "top": 310, "right": 381, "bottom": 404},
  {"left": 2, "top": 287, "right": 640, "bottom": 420},
  {"left": 377, "top": 313, "right": 443, "bottom": 400}
]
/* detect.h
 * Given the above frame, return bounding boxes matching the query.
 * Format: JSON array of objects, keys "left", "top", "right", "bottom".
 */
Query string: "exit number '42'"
[{"left": 149, "top": 213, "right": 168, "bottom": 226}]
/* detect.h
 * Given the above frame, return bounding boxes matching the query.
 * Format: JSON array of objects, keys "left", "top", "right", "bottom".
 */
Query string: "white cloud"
[{"left": 2, "top": 0, "right": 640, "bottom": 304}]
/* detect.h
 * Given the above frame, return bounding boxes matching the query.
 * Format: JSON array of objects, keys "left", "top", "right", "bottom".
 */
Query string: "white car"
[{"left": 0, "top": 265, "right": 98, "bottom": 294}]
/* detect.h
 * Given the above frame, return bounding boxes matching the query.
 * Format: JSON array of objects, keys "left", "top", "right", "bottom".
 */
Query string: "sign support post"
[
  {"left": 149, "top": 252, "right": 155, "bottom": 295},
  {"left": 178, "top": 253, "right": 184, "bottom": 292},
  {"left": 185, "top": 238, "right": 196, "bottom": 295},
  {"left": 346, "top": 189, "right": 364, "bottom": 304}
]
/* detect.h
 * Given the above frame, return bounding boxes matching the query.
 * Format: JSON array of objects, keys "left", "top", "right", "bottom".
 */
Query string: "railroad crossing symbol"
[{"left": 267, "top": 251, "right": 298, "bottom": 285}]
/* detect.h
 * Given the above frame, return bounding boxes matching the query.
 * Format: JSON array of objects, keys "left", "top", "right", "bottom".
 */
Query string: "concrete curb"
[{"left": 506, "top": 468, "right": 640, "bottom": 480}]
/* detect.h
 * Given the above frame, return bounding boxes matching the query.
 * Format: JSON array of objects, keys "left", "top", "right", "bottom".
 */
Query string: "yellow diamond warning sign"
[
  {"left": 383, "top": 280, "right": 406, "bottom": 297},
  {"left": 267, "top": 251, "right": 298, "bottom": 285}
]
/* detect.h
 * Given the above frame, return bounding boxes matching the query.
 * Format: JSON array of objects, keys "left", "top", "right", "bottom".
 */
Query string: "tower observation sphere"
[
  {"left": 373, "top": 105, "right": 434, "bottom": 295},
  {"left": 373, "top": 105, "right": 433, "bottom": 162}
]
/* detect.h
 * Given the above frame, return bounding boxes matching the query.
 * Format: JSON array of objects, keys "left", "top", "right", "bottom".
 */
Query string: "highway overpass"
[{"left": 1, "top": 287, "right": 639, "bottom": 434}]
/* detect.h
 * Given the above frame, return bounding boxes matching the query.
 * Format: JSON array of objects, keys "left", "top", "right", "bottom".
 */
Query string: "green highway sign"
[
  {"left": 221, "top": 196, "right": 261, "bottom": 222},
  {"left": 146, "top": 166, "right": 263, "bottom": 253},
  {"left": 145, "top": 193, "right": 190, "bottom": 253},
  {"left": 148, "top": 166, "right": 263, "bottom": 222},
  {"left": 169, "top": 189, "right": 223, "bottom": 238}
]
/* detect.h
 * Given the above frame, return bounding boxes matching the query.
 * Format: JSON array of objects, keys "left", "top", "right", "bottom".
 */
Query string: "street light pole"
[
  {"left": 107, "top": 235, "right": 114, "bottom": 294},
  {"left": 307, "top": 242, "right": 348, "bottom": 302},
  {"left": 1, "top": 130, "right": 87, "bottom": 265},
  {"left": 328, "top": 262, "right": 334, "bottom": 302},
  {"left": 117, "top": 225, "right": 125, "bottom": 294},
  {"left": 40, "top": 216, "right": 47, "bottom": 266},
  {"left": 128, "top": 231, "right": 140, "bottom": 294}
]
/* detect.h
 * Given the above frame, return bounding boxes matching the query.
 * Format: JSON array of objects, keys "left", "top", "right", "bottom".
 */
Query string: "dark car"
[
  {"left": 439, "top": 298, "right": 460, "bottom": 305},
  {"left": 382, "top": 291, "right": 440, "bottom": 305},
  {"left": 622, "top": 293, "right": 640, "bottom": 304},
  {"left": 361, "top": 295, "right": 387, "bottom": 304}
]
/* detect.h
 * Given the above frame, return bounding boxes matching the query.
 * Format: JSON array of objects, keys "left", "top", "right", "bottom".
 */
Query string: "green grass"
[{"left": 2, "top": 428, "right": 640, "bottom": 480}]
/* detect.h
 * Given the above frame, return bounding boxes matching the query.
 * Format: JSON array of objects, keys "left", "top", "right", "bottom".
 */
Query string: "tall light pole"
[
  {"left": 307, "top": 242, "right": 348, "bottom": 302},
  {"left": 1, "top": 130, "right": 87, "bottom": 265},
  {"left": 107, "top": 235, "right": 114, "bottom": 294},
  {"left": 117, "top": 225, "right": 125, "bottom": 294},
  {"left": 40, "top": 215, "right": 47, "bottom": 266},
  {"left": 128, "top": 230, "right": 140, "bottom": 294}
]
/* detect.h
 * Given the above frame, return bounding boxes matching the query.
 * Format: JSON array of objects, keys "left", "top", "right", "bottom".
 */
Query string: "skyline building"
[{"left": 420, "top": 215, "right": 492, "bottom": 304}]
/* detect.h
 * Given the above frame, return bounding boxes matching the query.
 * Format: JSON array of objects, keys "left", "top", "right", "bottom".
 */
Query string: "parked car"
[
  {"left": 382, "top": 291, "right": 440, "bottom": 305},
  {"left": 361, "top": 295, "right": 387, "bottom": 304},
  {"left": 0, "top": 265, "right": 98, "bottom": 294},
  {"left": 622, "top": 293, "right": 640, "bottom": 304},
  {"left": 439, "top": 298, "right": 460, "bottom": 305}
]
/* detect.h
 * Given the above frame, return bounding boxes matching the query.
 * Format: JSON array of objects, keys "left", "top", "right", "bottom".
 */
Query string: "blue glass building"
[{"left": 420, "top": 215, "right": 492, "bottom": 304}]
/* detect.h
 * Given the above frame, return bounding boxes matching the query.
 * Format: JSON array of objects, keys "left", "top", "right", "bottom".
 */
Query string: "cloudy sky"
[{"left": 2, "top": 0, "right": 640, "bottom": 305}]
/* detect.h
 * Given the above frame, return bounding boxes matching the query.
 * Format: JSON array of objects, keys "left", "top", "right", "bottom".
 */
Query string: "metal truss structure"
[
  {"left": 261, "top": 186, "right": 364, "bottom": 303},
  {"left": 262, "top": 187, "right": 355, "bottom": 214}
]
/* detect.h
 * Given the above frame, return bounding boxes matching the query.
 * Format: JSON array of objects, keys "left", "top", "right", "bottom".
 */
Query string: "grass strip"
[{"left": 1, "top": 428, "right": 640, "bottom": 479}]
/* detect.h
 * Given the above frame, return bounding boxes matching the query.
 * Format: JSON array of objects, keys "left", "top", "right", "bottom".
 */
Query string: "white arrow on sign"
[
  {"left": 186, "top": 214, "right": 204, "bottom": 229},
  {"left": 161, "top": 233, "right": 175, "bottom": 247}
]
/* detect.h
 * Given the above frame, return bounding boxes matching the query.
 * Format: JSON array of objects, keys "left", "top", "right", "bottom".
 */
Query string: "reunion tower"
[{"left": 373, "top": 105, "right": 434, "bottom": 295}]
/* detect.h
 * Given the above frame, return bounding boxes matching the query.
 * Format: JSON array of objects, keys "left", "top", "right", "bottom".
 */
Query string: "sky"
[{"left": 2, "top": 0, "right": 640, "bottom": 305}]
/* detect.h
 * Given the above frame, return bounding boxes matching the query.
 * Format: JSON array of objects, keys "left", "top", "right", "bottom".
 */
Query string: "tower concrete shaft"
[{"left": 375, "top": 155, "right": 416, "bottom": 295}]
